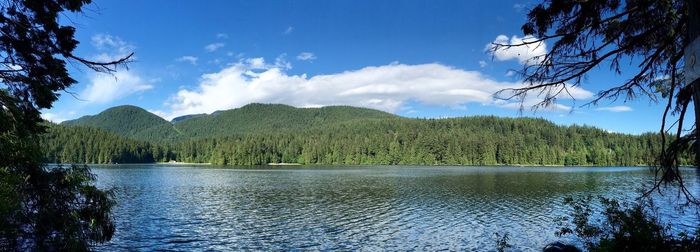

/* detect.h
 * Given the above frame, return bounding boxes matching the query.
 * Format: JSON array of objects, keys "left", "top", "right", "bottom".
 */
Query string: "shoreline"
[
  {"left": 52, "top": 163, "right": 670, "bottom": 168},
  {"left": 47, "top": 162, "right": 213, "bottom": 166},
  {"left": 267, "top": 163, "right": 303, "bottom": 166},
  {"left": 157, "top": 161, "right": 212, "bottom": 165}
]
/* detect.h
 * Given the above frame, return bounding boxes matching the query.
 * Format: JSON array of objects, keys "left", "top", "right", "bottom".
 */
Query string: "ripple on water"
[{"left": 93, "top": 165, "right": 700, "bottom": 251}]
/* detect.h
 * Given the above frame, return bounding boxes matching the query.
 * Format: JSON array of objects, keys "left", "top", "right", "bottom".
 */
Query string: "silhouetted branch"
[
  {"left": 499, "top": 0, "right": 697, "bottom": 205},
  {"left": 66, "top": 53, "right": 134, "bottom": 74}
]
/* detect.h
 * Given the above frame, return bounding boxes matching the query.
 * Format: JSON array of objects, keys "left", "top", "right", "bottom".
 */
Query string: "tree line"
[
  {"left": 40, "top": 124, "right": 173, "bottom": 164},
  {"left": 41, "top": 116, "right": 692, "bottom": 166}
]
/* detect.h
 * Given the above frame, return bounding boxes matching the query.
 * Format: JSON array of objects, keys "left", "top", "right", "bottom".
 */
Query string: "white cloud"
[
  {"left": 274, "top": 54, "right": 292, "bottom": 70},
  {"left": 495, "top": 98, "right": 573, "bottom": 112},
  {"left": 240, "top": 55, "right": 291, "bottom": 70},
  {"left": 596, "top": 105, "right": 633, "bottom": 112},
  {"left": 90, "top": 34, "right": 134, "bottom": 62},
  {"left": 81, "top": 71, "right": 154, "bottom": 104},
  {"left": 494, "top": 82, "right": 593, "bottom": 112},
  {"left": 149, "top": 109, "right": 169, "bottom": 119},
  {"left": 479, "top": 60, "right": 487, "bottom": 68},
  {"left": 513, "top": 3, "right": 526, "bottom": 12},
  {"left": 216, "top": 33, "right": 228, "bottom": 39},
  {"left": 283, "top": 26, "right": 294, "bottom": 35},
  {"left": 161, "top": 58, "right": 592, "bottom": 120},
  {"left": 205, "top": 42, "right": 225, "bottom": 52},
  {"left": 296, "top": 52, "right": 316, "bottom": 61},
  {"left": 176, "top": 56, "right": 198, "bottom": 65},
  {"left": 487, "top": 35, "right": 547, "bottom": 65},
  {"left": 91, "top": 34, "right": 132, "bottom": 51},
  {"left": 77, "top": 34, "right": 152, "bottom": 105},
  {"left": 246, "top": 57, "right": 267, "bottom": 69},
  {"left": 41, "top": 112, "right": 67, "bottom": 123}
]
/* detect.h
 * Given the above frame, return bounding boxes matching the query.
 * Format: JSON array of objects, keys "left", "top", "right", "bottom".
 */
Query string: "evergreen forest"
[{"left": 42, "top": 103, "right": 689, "bottom": 166}]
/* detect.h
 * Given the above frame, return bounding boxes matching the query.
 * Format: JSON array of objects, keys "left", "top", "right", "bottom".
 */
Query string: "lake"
[{"left": 91, "top": 165, "right": 699, "bottom": 251}]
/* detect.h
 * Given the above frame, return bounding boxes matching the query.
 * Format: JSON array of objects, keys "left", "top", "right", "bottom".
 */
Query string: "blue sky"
[{"left": 41, "top": 0, "right": 681, "bottom": 134}]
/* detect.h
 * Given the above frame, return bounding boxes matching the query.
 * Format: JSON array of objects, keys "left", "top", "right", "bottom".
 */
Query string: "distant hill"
[
  {"left": 47, "top": 103, "right": 692, "bottom": 166},
  {"left": 170, "top": 114, "right": 206, "bottom": 123},
  {"left": 173, "top": 103, "right": 397, "bottom": 139},
  {"left": 62, "top": 105, "right": 181, "bottom": 141},
  {"left": 62, "top": 103, "right": 397, "bottom": 142}
]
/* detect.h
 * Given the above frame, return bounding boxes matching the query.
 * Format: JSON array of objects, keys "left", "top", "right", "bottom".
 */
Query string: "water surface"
[{"left": 92, "top": 165, "right": 700, "bottom": 251}]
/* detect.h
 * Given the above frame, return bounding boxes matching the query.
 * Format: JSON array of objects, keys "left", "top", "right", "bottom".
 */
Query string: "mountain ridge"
[
  {"left": 62, "top": 103, "right": 399, "bottom": 142},
  {"left": 62, "top": 105, "right": 176, "bottom": 140},
  {"left": 60, "top": 103, "right": 646, "bottom": 141},
  {"left": 45, "top": 103, "right": 689, "bottom": 166}
]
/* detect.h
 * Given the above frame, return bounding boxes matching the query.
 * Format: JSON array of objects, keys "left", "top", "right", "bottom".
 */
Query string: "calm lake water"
[{"left": 91, "top": 165, "right": 699, "bottom": 251}]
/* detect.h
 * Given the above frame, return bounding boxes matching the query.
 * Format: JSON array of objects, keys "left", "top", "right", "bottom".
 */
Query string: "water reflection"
[{"left": 92, "top": 165, "right": 699, "bottom": 251}]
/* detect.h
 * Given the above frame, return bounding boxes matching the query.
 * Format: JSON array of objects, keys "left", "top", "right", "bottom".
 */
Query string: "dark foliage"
[
  {"left": 168, "top": 117, "right": 683, "bottom": 166},
  {"left": 496, "top": 0, "right": 686, "bottom": 111},
  {"left": 0, "top": 0, "right": 131, "bottom": 250},
  {"left": 41, "top": 123, "right": 170, "bottom": 164},
  {"left": 1, "top": 165, "right": 115, "bottom": 250},
  {"left": 492, "top": 0, "right": 698, "bottom": 204},
  {"left": 494, "top": 232, "right": 512, "bottom": 252},
  {"left": 557, "top": 196, "right": 700, "bottom": 251}
]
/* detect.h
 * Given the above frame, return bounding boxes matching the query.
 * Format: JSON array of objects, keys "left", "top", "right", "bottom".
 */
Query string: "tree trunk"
[{"left": 689, "top": 0, "right": 700, "bottom": 166}]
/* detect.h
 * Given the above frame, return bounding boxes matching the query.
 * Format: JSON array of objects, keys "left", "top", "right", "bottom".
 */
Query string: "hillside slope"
[
  {"left": 62, "top": 105, "right": 181, "bottom": 141},
  {"left": 48, "top": 103, "right": 693, "bottom": 166},
  {"left": 63, "top": 103, "right": 397, "bottom": 142},
  {"left": 173, "top": 103, "right": 397, "bottom": 138}
]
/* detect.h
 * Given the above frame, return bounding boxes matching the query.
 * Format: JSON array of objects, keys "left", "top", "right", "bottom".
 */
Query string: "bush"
[{"left": 557, "top": 196, "right": 700, "bottom": 251}]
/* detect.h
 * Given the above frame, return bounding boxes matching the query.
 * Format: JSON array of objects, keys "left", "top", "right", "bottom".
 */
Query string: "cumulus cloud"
[
  {"left": 75, "top": 34, "right": 152, "bottom": 104},
  {"left": 479, "top": 60, "right": 487, "bottom": 68},
  {"left": 216, "top": 33, "right": 228, "bottom": 39},
  {"left": 595, "top": 105, "right": 633, "bottom": 112},
  {"left": 296, "top": 52, "right": 316, "bottom": 61},
  {"left": 487, "top": 35, "right": 547, "bottom": 65},
  {"left": 205, "top": 42, "right": 225, "bottom": 52},
  {"left": 176, "top": 56, "right": 198, "bottom": 65},
  {"left": 81, "top": 71, "right": 154, "bottom": 104},
  {"left": 246, "top": 57, "right": 267, "bottom": 69},
  {"left": 160, "top": 57, "right": 592, "bottom": 120}
]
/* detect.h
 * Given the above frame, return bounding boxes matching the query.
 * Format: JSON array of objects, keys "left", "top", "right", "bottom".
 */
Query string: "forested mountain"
[
  {"left": 62, "top": 105, "right": 181, "bottom": 142},
  {"left": 44, "top": 103, "right": 690, "bottom": 166},
  {"left": 168, "top": 117, "right": 682, "bottom": 166},
  {"left": 61, "top": 103, "right": 396, "bottom": 142},
  {"left": 173, "top": 103, "right": 397, "bottom": 139},
  {"left": 171, "top": 114, "right": 206, "bottom": 123}
]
